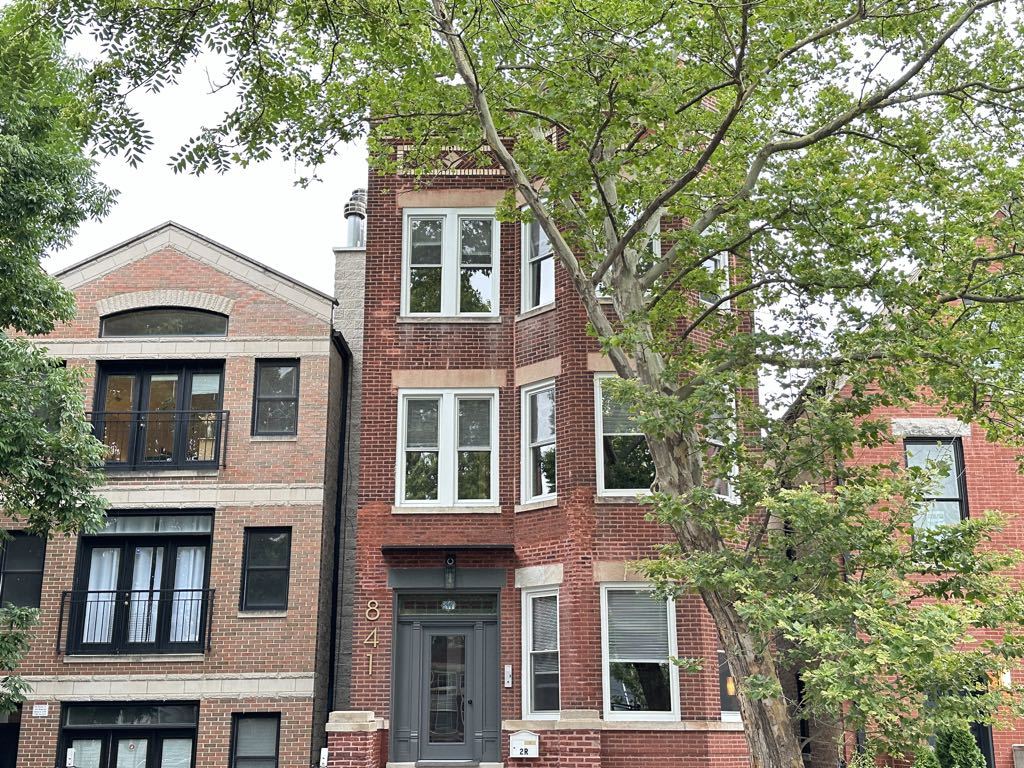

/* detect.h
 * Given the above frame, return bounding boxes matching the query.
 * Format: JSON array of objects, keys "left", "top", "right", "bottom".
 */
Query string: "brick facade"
[
  {"left": 4, "top": 224, "right": 347, "bottom": 768},
  {"left": 327, "top": 165, "right": 752, "bottom": 766}
]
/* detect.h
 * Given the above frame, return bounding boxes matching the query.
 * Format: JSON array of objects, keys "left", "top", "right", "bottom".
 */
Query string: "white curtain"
[
  {"left": 128, "top": 546, "right": 164, "bottom": 644},
  {"left": 160, "top": 738, "right": 193, "bottom": 768},
  {"left": 115, "top": 738, "right": 148, "bottom": 768},
  {"left": 170, "top": 546, "right": 206, "bottom": 643},
  {"left": 82, "top": 548, "right": 120, "bottom": 644},
  {"left": 71, "top": 739, "right": 103, "bottom": 768}
]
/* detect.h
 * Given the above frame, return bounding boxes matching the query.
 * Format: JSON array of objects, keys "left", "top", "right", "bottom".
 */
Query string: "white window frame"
[
  {"left": 718, "top": 649, "right": 742, "bottom": 722},
  {"left": 594, "top": 374, "right": 652, "bottom": 497},
  {"left": 600, "top": 583, "right": 680, "bottom": 722},
  {"left": 698, "top": 251, "right": 730, "bottom": 308},
  {"left": 402, "top": 207, "right": 500, "bottom": 317},
  {"left": 521, "top": 586, "right": 561, "bottom": 719},
  {"left": 521, "top": 379, "right": 557, "bottom": 504},
  {"left": 521, "top": 218, "right": 556, "bottom": 312},
  {"left": 395, "top": 388, "right": 500, "bottom": 507},
  {"left": 707, "top": 392, "right": 739, "bottom": 504}
]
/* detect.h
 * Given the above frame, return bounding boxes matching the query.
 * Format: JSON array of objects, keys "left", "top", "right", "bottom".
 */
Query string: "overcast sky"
[{"left": 45, "top": 54, "right": 369, "bottom": 295}]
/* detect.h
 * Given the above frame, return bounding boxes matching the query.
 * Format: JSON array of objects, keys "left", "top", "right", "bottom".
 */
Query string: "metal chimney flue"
[{"left": 343, "top": 188, "right": 367, "bottom": 248}]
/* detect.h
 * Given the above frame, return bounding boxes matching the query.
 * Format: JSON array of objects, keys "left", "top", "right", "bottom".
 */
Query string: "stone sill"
[
  {"left": 63, "top": 653, "right": 205, "bottom": 664},
  {"left": 514, "top": 497, "right": 558, "bottom": 513},
  {"left": 104, "top": 469, "right": 220, "bottom": 479},
  {"left": 501, "top": 718, "right": 744, "bottom": 732},
  {"left": 515, "top": 302, "right": 555, "bottom": 322},
  {"left": 250, "top": 435, "right": 299, "bottom": 442},
  {"left": 593, "top": 494, "right": 646, "bottom": 505},
  {"left": 396, "top": 316, "right": 502, "bottom": 325},
  {"left": 237, "top": 610, "right": 288, "bottom": 618},
  {"left": 391, "top": 505, "right": 500, "bottom": 515}
]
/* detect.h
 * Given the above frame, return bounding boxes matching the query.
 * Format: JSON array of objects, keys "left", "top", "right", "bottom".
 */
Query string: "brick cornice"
[{"left": 95, "top": 289, "right": 235, "bottom": 318}]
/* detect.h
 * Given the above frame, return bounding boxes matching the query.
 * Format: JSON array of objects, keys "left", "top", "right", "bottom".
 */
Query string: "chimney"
[{"left": 343, "top": 188, "right": 367, "bottom": 248}]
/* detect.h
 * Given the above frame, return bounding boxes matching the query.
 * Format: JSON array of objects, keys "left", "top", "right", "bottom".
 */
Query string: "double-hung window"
[
  {"left": 397, "top": 389, "right": 498, "bottom": 507},
  {"left": 718, "top": 650, "right": 741, "bottom": 721},
  {"left": 699, "top": 251, "right": 730, "bottom": 306},
  {"left": 0, "top": 532, "right": 45, "bottom": 608},
  {"left": 905, "top": 438, "right": 967, "bottom": 530},
  {"left": 240, "top": 528, "right": 292, "bottom": 611},
  {"left": 252, "top": 360, "right": 300, "bottom": 436},
  {"left": 404, "top": 208, "right": 499, "bottom": 316},
  {"left": 231, "top": 714, "right": 280, "bottom": 768},
  {"left": 522, "top": 381, "right": 556, "bottom": 502},
  {"left": 595, "top": 375, "right": 656, "bottom": 495},
  {"left": 522, "top": 218, "right": 555, "bottom": 310},
  {"left": 601, "top": 585, "right": 679, "bottom": 720},
  {"left": 522, "top": 589, "right": 560, "bottom": 717},
  {"left": 705, "top": 393, "right": 738, "bottom": 502}
]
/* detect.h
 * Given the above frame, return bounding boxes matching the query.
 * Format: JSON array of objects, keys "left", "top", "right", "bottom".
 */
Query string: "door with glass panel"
[
  {"left": 61, "top": 703, "right": 197, "bottom": 768},
  {"left": 95, "top": 365, "right": 224, "bottom": 470},
  {"left": 70, "top": 513, "right": 211, "bottom": 655},
  {"left": 421, "top": 626, "right": 474, "bottom": 762}
]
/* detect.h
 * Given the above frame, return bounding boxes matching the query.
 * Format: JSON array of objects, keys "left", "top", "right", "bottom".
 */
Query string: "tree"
[
  {"left": 53, "top": 0, "right": 1024, "bottom": 764},
  {"left": 0, "top": 0, "right": 111, "bottom": 711},
  {"left": 936, "top": 728, "right": 988, "bottom": 768}
]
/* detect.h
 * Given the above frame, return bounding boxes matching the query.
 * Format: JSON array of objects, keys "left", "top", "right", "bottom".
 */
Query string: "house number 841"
[{"left": 364, "top": 600, "right": 380, "bottom": 675}]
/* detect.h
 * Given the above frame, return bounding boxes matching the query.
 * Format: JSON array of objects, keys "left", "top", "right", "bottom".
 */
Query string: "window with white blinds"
[
  {"left": 601, "top": 586, "right": 678, "bottom": 720},
  {"left": 231, "top": 714, "right": 279, "bottom": 768},
  {"left": 523, "top": 589, "right": 560, "bottom": 716}
]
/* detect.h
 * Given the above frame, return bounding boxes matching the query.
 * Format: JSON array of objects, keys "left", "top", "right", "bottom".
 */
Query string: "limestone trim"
[
  {"left": 98, "top": 483, "right": 324, "bottom": 508},
  {"left": 397, "top": 188, "right": 506, "bottom": 209},
  {"left": 586, "top": 352, "right": 616, "bottom": 372},
  {"left": 514, "top": 497, "right": 559, "bottom": 514},
  {"left": 514, "top": 357, "right": 562, "bottom": 387},
  {"left": 96, "top": 290, "right": 235, "bottom": 318},
  {"left": 24, "top": 672, "right": 315, "bottom": 700},
  {"left": 326, "top": 711, "right": 388, "bottom": 733},
  {"left": 63, "top": 654, "right": 203, "bottom": 664},
  {"left": 891, "top": 418, "right": 971, "bottom": 438},
  {"left": 592, "top": 561, "right": 647, "bottom": 583},
  {"left": 57, "top": 223, "right": 335, "bottom": 321},
  {"left": 38, "top": 336, "right": 332, "bottom": 360},
  {"left": 514, "top": 564, "right": 564, "bottom": 588},
  {"left": 501, "top": 718, "right": 744, "bottom": 732},
  {"left": 391, "top": 369, "right": 506, "bottom": 389},
  {"left": 390, "top": 505, "right": 500, "bottom": 515}
]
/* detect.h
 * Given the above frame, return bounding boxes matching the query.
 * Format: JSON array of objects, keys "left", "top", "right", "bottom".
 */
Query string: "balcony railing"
[
  {"left": 88, "top": 410, "right": 228, "bottom": 470},
  {"left": 57, "top": 588, "right": 215, "bottom": 655}
]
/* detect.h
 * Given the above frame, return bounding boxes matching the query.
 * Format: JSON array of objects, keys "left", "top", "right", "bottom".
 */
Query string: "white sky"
[{"left": 45, "top": 55, "right": 369, "bottom": 295}]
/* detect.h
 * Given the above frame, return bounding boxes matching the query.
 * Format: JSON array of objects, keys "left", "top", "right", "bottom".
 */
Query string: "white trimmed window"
[
  {"left": 522, "top": 218, "right": 555, "bottom": 311},
  {"left": 403, "top": 208, "right": 499, "bottom": 316},
  {"left": 594, "top": 375, "right": 655, "bottom": 496},
  {"left": 699, "top": 251, "right": 730, "bottom": 306},
  {"left": 521, "top": 380, "right": 556, "bottom": 502},
  {"left": 522, "top": 588, "right": 560, "bottom": 717},
  {"left": 600, "top": 584, "right": 679, "bottom": 721},
  {"left": 706, "top": 392, "right": 738, "bottom": 502},
  {"left": 718, "top": 650, "right": 741, "bottom": 722},
  {"left": 397, "top": 389, "right": 498, "bottom": 506}
]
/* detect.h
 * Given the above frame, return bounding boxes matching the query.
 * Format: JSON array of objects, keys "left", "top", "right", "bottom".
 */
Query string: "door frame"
[
  {"left": 390, "top": 587, "right": 502, "bottom": 765},
  {"left": 59, "top": 727, "right": 198, "bottom": 768}
]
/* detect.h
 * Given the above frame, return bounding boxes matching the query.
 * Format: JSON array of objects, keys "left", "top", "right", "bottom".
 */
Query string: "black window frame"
[
  {"left": 0, "top": 531, "right": 46, "bottom": 609},
  {"left": 100, "top": 307, "right": 228, "bottom": 337},
  {"left": 251, "top": 359, "right": 300, "bottom": 437},
  {"left": 240, "top": 528, "right": 292, "bottom": 611},
  {"left": 230, "top": 713, "right": 281, "bottom": 768},
  {"left": 904, "top": 437, "right": 969, "bottom": 529},
  {"left": 58, "top": 702, "right": 199, "bottom": 768}
]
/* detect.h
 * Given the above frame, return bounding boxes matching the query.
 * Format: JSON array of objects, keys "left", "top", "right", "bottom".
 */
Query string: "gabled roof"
[{"left": 56, "top": 221, "right": 337, "bottom": 322}]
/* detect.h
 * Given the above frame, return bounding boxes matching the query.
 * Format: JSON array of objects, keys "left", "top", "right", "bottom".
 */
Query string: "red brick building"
[
  {"left": 1, "top": 223, "right": 350, "bottom": 768},
  {"left": 325, "top": 160, "right": 750, "bottom": 767}
]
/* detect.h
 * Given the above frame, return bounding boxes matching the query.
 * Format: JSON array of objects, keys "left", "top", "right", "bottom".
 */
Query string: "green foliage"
[
  {"left": 47, "top": 0, "right": 1024, "bottom": 760},
  {"left": 0, "top": 0, "right": 109, "bottom": 713},
  {"left": 936, "top": 728, "right": 987, "bottom": 768},
  {"left": 916, "top": 747, "right": 943, "bottom": 768}
]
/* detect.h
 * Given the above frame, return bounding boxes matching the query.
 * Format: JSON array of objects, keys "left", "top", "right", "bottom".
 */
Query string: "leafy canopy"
[
  {"left": 0, "top": 0, "right": 110, "bottom": 712},
  {"left": 51, "top": 0, "right": 1024, "bottom": 760}
]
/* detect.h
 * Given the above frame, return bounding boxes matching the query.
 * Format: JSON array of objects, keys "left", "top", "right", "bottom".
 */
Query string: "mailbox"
[{"left": 509, "top": 730, "right": 539, "bottom": 759}]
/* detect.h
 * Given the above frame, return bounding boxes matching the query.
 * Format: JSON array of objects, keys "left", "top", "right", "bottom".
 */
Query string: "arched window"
[{"left": 100, "top": 308, "right": 228, "bottom": 337}]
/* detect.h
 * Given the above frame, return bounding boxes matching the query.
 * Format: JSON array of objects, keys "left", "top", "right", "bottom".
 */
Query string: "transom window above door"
[
  {"left": 402, "top": 208, "right": 500, "bottom": 317},
  {"left": 101, "top": 308, "right": 228, "bottom": 337},
  {"left": 92, "top": 362, "right": 226, "bottom": 470}
]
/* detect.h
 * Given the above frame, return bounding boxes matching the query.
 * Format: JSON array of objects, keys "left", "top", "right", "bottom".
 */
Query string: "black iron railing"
[
  {"left": 87, "top": 410, "right": 228, "bottom": 470},
  {"left": 57, "top": 588, "right": 215, "bottom": 655}
]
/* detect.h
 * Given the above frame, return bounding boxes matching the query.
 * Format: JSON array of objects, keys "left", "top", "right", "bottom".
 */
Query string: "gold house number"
[{"left": 364, "top": 600, "right": 380, "bottom": 675}]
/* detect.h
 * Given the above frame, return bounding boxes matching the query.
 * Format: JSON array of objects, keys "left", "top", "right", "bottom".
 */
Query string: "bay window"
[
  {"left": 522, "top": 589, "right": 560, "bottom": 717},
  {"left": 522, "top": 381, "right": 556, "bottom": 502},
  {"left": 595, "top": 375, "right": 655, "bottom": 495}
]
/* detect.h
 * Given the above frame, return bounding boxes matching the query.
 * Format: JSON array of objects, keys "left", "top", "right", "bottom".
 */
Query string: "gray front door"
[
  {"left": 421, "top": 626, "right": 474, "bottom": 762},
  {"left": 391, "top": 592, "right": 501, "bottom": 764}
]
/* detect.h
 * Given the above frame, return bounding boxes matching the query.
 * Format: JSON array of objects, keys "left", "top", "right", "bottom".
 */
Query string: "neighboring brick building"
[
  {"left": 0, "top": 223, "right": 350, "bottom": 768},
  {"left": 325, "top": 158, "right": 751, "bottom": 767}
]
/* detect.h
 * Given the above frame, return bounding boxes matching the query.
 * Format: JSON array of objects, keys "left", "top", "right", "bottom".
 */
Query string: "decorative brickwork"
[{"left": 95, "top": 289, "right": 235, "bottom": 318}]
